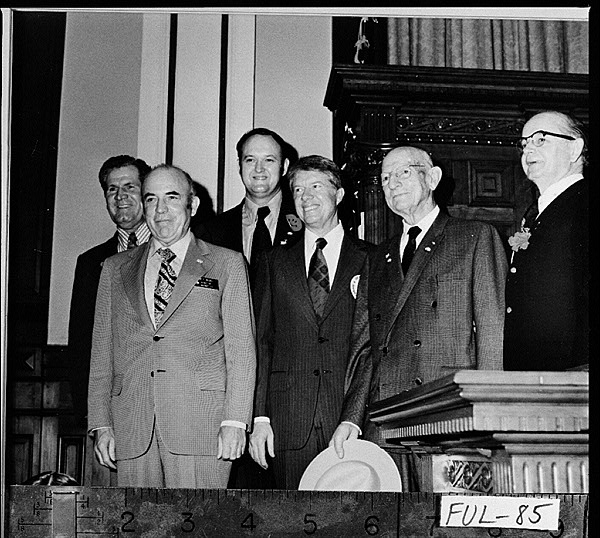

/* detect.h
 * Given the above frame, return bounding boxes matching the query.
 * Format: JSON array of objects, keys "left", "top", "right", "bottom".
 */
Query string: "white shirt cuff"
[
  {"left": 253, "top": 416, "right": 271, "bottom": 424},
  {"left": 220, "top": 420, "right": 247, "bottom": 430},
  {"left": 341, "top": 420, "right": 362, "bottom": 436}
]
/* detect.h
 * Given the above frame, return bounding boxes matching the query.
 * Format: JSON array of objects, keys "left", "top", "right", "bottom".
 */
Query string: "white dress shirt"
[
  {"left": 117, "top": 221, "right": 151, "bottom": 252},
  {"left": 537, "top": 173, "right": 583, "bottom": 216},
  {"left": 304, "top": 222, "right": 345, "bottom": 285},
  {"left": 241, "top": 190, "right": 282, "bottom": 261}
]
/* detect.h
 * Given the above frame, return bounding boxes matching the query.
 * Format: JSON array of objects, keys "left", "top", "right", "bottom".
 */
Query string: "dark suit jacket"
[
  {"left": 68, "top": 233, "right": 118, "bottom": 425},
  {"left": 253, "top": 233, "right": 373, "bottom": 452},
  {"left": 504, "top": 179, "right": 589, "bottom": 371},
  {"left": 195, "top": 193, "right": 303, "bottom": 259},
  {"left": 88, "top": 236, "right": 256, "bottom": 460},
  {"left": 341, "top": 212, "right": 508, "bottom": 440}
]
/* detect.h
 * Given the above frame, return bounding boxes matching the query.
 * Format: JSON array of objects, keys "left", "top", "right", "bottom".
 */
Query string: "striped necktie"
[
  {"left": 127, "top": 232, "right": 137, "bottom": 249},
  {"left": 154, "top": 248, "right": 177, "bottom": 325}
]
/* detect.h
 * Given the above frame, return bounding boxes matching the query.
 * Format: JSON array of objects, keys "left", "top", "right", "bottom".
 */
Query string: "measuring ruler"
[{"left": 8, "top": 486, "right": 588, "bottom": 537}]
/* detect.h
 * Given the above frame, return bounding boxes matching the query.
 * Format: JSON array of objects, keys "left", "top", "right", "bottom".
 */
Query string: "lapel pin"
[{"left": 425, "top": 247, "right": 431, "bottom": 252}]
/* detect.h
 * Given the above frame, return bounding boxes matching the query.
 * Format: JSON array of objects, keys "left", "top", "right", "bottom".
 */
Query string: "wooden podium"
[{"left": 368, "top": 370, "right": 588, "bottom": 494}]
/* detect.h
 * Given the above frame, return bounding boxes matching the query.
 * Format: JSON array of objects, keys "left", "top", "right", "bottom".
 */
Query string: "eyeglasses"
[
  {"left": 516, "top": 130, "right": 575, "bottom": 152},
  {"left": 381, "top": 164, "right": 425, "bottom": 186}
]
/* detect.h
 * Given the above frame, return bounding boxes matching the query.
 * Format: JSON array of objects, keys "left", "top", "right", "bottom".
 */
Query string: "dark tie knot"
[
  {"left": 407, "top": 226, "right": 421, "bottom": 240},
  {"left": 158, "top": 247, "right": 176, "bottom": 264},
  {"left": 315, "top": 237, "right": 327, "bottom": 250},
  {"left": 257, "top": 205, "right": 271, "bottom": 221},
  {"left": 127, "top": 232, "right": 138, "bottom": 249}
]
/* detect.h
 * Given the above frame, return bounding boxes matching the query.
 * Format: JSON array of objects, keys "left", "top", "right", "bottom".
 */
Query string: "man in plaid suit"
[{"left": 88, "top": 164, "right": 256, "bottom": 488}]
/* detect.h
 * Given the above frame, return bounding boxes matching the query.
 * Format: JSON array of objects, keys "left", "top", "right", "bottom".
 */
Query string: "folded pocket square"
[{"left": 195, "top": 277, "right": 219, "bottom": 290}]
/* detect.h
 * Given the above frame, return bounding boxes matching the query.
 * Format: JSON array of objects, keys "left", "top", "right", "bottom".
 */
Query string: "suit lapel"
[
  {"left": 386, "top": 212, "right": 449, "bottom": 337},
  {"left": 320, "top": 236, "right": 363, "bottom": 322},
  {"left": 284, "top": 239, "right": 319, "bottom": 327},
  {"left": 157, "top": 238, "right": 213, "bottom": 328},
  {"left": 121, "top": 243, "right": 153, "bottom": 327}
]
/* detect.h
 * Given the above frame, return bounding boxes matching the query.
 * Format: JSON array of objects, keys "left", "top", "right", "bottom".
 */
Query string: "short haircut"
[
  {"left": 98, "top": 155, "right": 151, "bottom": 193},
  {"left": 287, "top": 155, "right": 343, "bottom": 190},
  {"left": 236, "top": 127, "right": 297, "bottom": 165},
  {"left": 144, "top": 164, "right": 197, "bottom": 207},
  {"left": 537, "top": 110, "right": 588, "bottom": 166}
]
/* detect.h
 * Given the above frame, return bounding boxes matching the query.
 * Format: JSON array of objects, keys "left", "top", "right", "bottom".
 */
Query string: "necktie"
[
  {"left": 308, "top": 238, "right": 330, "bottom": 318},
  {"left": 154, "top": 248, "right": 177, "bottom": 325},
  {"left": 250, "top": 206, "right": 272, "bottom": 268},
  {"left": 401, "top": 226, "right": 421, "bottom": 275},
  {"left": 127, "top": 232, "right": 138, "bottom": 250}
]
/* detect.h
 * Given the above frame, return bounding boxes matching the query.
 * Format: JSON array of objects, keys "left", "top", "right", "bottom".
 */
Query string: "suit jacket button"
[
  {"left": 313, "top": 369, "right": 320, "bottom": 376},
  {"left": 414, "top": 377, "right": 423, "bottom": 385},
  {"left": 150, "top": 371, "right": 154, "bottom": 377},
  {"left": 506, "top": 307, "right": 512, "bottom": 314},
  {"left": 375, "top": 314, "right": 381, "bottom": 321},
  {"left": 153, "top": 335, "right": 161, "bottom": 341},
  {"left": 382, "top": 346, "right": 388, "bottom": 355},
  {"left": 413, "top": 340, "right": 421, "bottom": 347},
  {"left": 318, "top": 336, "right": 326, "bottom": 343},
  {"left": 510, "top": 267, "right": 517, "bottom": 273},
  {"left": 431, "top": 300, "right": 437, "bottom": 308}
]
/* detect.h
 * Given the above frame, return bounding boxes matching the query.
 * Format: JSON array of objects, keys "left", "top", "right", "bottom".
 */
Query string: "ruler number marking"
[
  {"left": 181, "top": 512, "right": 195, "bottom": 533},
  {"left": 364, "top": 515, "right": 379, "bottom": 535},
  {"left": 121, "top": 511, "right": 136, "bottom": 532},
  {"left": 241, "top": 512, "right": 256, "bottom": 531},
  {"left": 304, "top": 513, "right": 317, "bottom": 535}
]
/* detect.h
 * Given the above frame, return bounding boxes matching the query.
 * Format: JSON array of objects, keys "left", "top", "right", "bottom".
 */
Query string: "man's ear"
[
  {"left": 282, "top": 158, "right": 290, "bottom": 177},
  {"left": 190, "top": 195, "right": 200, "bottom": 217},
  {"left": 336, "top": 187, "right": 345, "bottom": 206},
  {"left": 570, "top": 138, "right": 585, "bottom": 163},
  {"left": 427, "top": 166, "right": 443, "bottom": 190}
]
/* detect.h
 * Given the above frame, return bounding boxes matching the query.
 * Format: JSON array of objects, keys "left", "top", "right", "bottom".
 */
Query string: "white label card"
[{"left": 440, "top": 495, "right": 560, "bottom": 531}]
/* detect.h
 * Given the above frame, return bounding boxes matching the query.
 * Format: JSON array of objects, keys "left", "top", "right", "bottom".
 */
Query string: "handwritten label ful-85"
[{"left": 440, "top": 495, "right": 560, "bottom": 531}]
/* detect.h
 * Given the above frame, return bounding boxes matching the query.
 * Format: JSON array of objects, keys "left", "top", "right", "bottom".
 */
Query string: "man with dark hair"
[
  {"left": 249, "top": 155, "right": 373, "bottom": 489},
  {"left": 196, "top": 127, "right": 303, "bottom": 285},
  {"left": 504, "top": 110, "right": 589, "bottom": 371},
  {"left": 68, "top": 155, "right": 151, "bottom": 430},
  {"left": 88, "top": 164, "right": 256, "bottom": 488}
]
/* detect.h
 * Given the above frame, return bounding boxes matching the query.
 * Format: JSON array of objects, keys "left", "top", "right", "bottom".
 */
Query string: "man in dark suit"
[
  {"left": 504, "top": 111, "right": 588, "bottom": 371},
  {"left": 88, "top": 164, "right": 256, "bottom": 488},
  {"left": 68, "top": 155, "right": 151, "bottom": 429},
  {"left": 249, "top": 155, "right": 373, "bottom": 489},
  {"left": 330, "top": 146, "right": 507, "bottom": 491},
  {"left": 195, "top": 127, "right": 303, "bottom": 284}
]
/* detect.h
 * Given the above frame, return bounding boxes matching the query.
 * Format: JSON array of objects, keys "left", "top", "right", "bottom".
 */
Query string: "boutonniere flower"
[
  {"left": 285, "top": 214, "right": 303, "bottom": 232},
  {"left": 508, "top": 218, "right": 531, "bottom": 252}
]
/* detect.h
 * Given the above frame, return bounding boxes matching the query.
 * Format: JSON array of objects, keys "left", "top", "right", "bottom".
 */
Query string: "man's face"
[
  {"left": 143, "top": 168, "right": 199, "bottom": 247},
  {"left": 520, "top": 113, "right": 578, "bottom": 188},
  {"left": 381, "top": 149, "right": 437, "bottom": 219},
  {"left": 239, "top": 135, "right": 289, "bottom": 204},
  {"left": 292, "top": 170, "right": 343, "bottom": 235},
  {"left": 104, "top": 165, "right": 144, "bottom": 231}
]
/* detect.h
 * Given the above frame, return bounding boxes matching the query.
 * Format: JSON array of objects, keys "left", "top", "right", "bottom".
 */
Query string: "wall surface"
[{"left": 48, "top": 12, "right": 144, "bottom": 345}]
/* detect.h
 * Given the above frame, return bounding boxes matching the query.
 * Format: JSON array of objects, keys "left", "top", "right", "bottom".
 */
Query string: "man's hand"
[
  {"left": 217, "top": 426, "right": 246, "bottom": 461},
  {"left": 248, "top": 422, "right": 274, "bottom": 469},
  {"left": 94, "top": 428, "right": 117, "bottom": 469},
  {"left": 329, "top": 423, "right": 359, "bottom": 459}
]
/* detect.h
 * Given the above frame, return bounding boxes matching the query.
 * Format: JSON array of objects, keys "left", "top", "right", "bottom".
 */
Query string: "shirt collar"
[
  {"left": 538, "top": 173, "right": 583, "bottom": 215},
  {"left": 305, "top": 221, "right": 344, "bottom": 247},
  {"left": 117, "top": 221, "right": 151, "bottom": 252},
  {"left": 242, "top": 190, "right": 282, "bottom": 224},
  {"left": 403, "top": 205, "right": 440, "bottom": 237},
  {"left": 149, "top": 229, "right": 193, "bottom": 261}
]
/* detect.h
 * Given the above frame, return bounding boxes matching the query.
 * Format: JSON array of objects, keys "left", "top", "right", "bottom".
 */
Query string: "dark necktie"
[
  {"left": 250, "top": 206, "right": 272, "bottom": 268},
  {"left": 127, "top": 232, "right": 138, "bottom": 250},
  {"left": 401, "top": 226, "right": 421, "bottom": 275},
  {"left": 154, "top": 248, "right": 177, "bottom": 325},
  {"left": 308, "top": 238, "right": 330, "bottom": 318}
]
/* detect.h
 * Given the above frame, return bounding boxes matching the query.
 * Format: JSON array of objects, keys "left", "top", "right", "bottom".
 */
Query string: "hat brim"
[{"left": 298, "top": 439, "right": 402, "bottom": 492}]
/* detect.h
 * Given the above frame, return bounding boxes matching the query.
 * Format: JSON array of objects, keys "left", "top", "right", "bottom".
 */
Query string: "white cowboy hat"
[{"left": 298, "top": 439, "right": 402, "bottom": 492}]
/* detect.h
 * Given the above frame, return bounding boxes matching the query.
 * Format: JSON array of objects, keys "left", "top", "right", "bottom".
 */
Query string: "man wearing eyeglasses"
[
  {"left": 504, "top": 111, "right": 589, "bottom": 371},
  {"left": 330, "top": 146, "right": 507, "bottom": 491}
]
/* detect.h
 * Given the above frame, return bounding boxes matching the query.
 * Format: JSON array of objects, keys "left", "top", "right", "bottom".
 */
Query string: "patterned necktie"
[
  {"left": 308, "top": 238, "right": 330, "bottom": 318},
  {"left": 523, "top": 199, "right": 539, "bottom": 231},
  {"left": 154, "top": 248, "right": 177, "bottom": 325},
  {"left": 401, "top": 226, "right": 421, "bottom": 275},
  {"left": 127, "top": 232, "right": 138, "bottom": 250}
]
